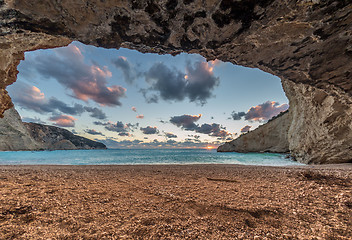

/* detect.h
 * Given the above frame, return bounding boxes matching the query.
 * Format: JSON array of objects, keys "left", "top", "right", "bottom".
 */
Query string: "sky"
[{"left": 7, "top": 42, "right": 289, "bottom": 149}]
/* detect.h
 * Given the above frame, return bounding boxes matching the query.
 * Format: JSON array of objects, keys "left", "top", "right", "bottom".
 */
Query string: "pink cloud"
[
  {"left": 209, "top": 59, "right": 221, "bottom": 66},
  {"left": 72, "top": 65, "right": 125, "bottom": 106},
  {"left": 245, "top": 101, "right": 289, "bottom": 122},
  {"left": 31, "top": 43, "right": 126, "bottom": 106},
  {"left": 29, "top": 86, "right": 45, "bottom": 100},
  {"left": 49, "top": 115, "right": 77, "bottom": 127},
  {"left": 70, "top": 45, "right": 83, "bottom": 60},
  {"left": 9, "top": 82, "right": 108, "bottom": 120},
  {"left": 241, "top": 125, "right": 252, "bottom": 133},
  {"left": 14, "top": 84, "right": 47, "bottom": 108}
]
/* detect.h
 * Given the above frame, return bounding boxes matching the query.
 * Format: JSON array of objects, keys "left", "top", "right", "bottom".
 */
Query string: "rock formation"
[
  {"left": 24, "top": 122, "right": 107, "bottom": 150},
  {"left": 0, "top": 107, "right": 41, "bottom": 151},
  {"left": 0, "top": 0, "right": 351, "bottom": 163},
  {"left": 0, "top": 108, "right": 106, "bottom": 151},
  {"left": 218, "top": 111, "right": 290, "bottom": 153}
]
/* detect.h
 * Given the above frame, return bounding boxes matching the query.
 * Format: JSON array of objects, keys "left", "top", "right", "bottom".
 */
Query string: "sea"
[{"left": 0, "top": 149, "right": 303, "bottom": 166}]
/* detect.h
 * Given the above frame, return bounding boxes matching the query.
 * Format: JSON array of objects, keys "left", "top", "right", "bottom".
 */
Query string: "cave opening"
[
  {"left": 0, "top": 0, "right": 350, "bottom": 163},
  {"left": 6, "top": 41, "right": 289, "bottom": 149}
]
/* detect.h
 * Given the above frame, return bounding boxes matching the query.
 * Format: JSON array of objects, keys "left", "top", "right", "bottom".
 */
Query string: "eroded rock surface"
[
  {"left": 0, "top": 108, "right": 106, "bottom": 151},
  {"left": 218, "top": 111, "right": 290, "bottom": 153},
  {"left": 283, "top": 80, "right": 352, "bottom": 164},
  {"left": 0, "top": 107, "right": 41, "bottom": 151},
  {"left": 0, "top": 0, "right": 351, "bottom": 163}
]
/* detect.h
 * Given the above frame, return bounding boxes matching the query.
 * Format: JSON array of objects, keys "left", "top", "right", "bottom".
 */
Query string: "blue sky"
[{"left": 7, "top": 42, "right": 289, "bottom": 149}]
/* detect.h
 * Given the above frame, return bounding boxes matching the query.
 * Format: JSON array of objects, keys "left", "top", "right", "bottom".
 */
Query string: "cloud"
[
  {"left": 196, "top": 123, "right": 231, "bottom": 138},
  {"left": 184, "top": 61, "right": 220, "bottom": 104},
  {"left": 165, "top": 132, "right": 177, "bottom": 138},
  {"left": 130, "top": 106, "right": 144, "bottom": 119},
  {"left": 9, "top": 82, "right": 107, "bottom": 120},
  {"left": 100, "top": 139, "right": 142, "bottom": 148},
  {"left": 100, "top": 138, "right": 220, "bottom": 149},
  {"left": 106, "top": 123, "right": 127, "bottom": 132},
  {"left": 144, "top": 63, "right": 186, "bottom": 102},
  {"left": 84, "top": 107, "right": 107, "bottom": 120},
  {"left": 94, "top": 121, "right": 135, "bottom": 136},
  {"left": 94, "top": 121, "right": 129, "bottom": 133},
  {"left": 9, "top": 83, "right": 82, "bottom": 114},
  {"left": 241, "top": 125, "right": 252, "bottom": 133},
  {"left": 118, "top": 132, "right": 131, "bottom": 137},
  {"left": 112, "top": 56, "right": 140, "bottom": 84},
  {"left": 245, "top": 101, "right": 289, "bottom": 121},
  {"left": 29, "top": 44, "right": 126, "bottom": 106},
  {"left": 231, "top": 101, "right": 289, "bottom": 122},
  {"left": 85, "top": 129, "right": 104, "bottom": 136},
  {"left": 170, "top": 114, "right": 231, "bottom": 139},
  {"left": 139, "top": 89, "right": 159, "bottom": 104},
  {"left": 101, "top": 138, "right": 161, "bottom": 149},
  {"left": 22, "top": 116, "right": 45, "bottom": 124},
  {"left": 231, "top": 111, "right": 246, "bottom": 120},
  {"left": 140, "top": 126, "right": 159, "bottom": 135},
  {"left": 192, "top": 135, "right": 201, "bottom": 139},
  {"left": 126, "top": 123, "right": 139, "bottom": 131},
  {"left": 49, "top": 99, "right": 85, "bottom": 115},
  {"left": 49, "top": 115, "right": 76, "bottom": 127},
  {"left": 196, "top": 123, "right": 217, "bottom": 134},
  {"left": 169, "top": 114, "right": 202, "bottom": 131},
  {"left": 142, "top": 61, "right": 219, "bottom": 105}
]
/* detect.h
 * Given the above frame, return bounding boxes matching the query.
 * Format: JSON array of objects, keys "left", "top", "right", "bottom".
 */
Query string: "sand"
[{"left": 0, "top": 164, "right": 351, "bottom": 239}]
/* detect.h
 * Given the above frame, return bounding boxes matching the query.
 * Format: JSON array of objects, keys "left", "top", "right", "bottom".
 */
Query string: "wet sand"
[{"left": 0, "top": 164, "right": 351, "bottom": 239}]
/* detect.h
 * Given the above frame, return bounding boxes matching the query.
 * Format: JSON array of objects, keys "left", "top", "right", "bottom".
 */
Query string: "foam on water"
[{"left": 0, "top": 149, "right": 303, "bottom": 166}]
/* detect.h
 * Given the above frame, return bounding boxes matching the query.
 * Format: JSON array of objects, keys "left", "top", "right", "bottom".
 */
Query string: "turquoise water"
[{"left": 0, "top": 149, "right": 303, "bottom": 166}]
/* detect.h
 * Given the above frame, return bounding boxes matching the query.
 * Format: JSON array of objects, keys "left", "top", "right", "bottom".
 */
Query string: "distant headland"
[{"left": 0, "top": 108, "right": 106, "bottom": 151}]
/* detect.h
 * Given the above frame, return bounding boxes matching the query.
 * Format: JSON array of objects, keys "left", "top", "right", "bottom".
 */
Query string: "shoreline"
[
  {"left": 0, "top": 162, "right": 352, "bottom": 169},
  {"left": 1, "top": 164, "right": 351, "bottom": 239}
]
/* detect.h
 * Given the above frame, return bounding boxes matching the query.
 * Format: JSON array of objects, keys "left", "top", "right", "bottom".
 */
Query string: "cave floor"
[{"left": 0, "top": 164, "right": 351, "bottom": 239}]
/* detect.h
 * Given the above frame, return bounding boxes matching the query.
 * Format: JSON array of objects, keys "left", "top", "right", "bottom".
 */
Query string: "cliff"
[
  {"left": 24, "top": 122, "right": 107, "bottom": 150},
  {"left": 218, "top": 111, "right": 290, "bottom": 153},
  {"left": 0, "top": 0, "right": 351, "bottom": 163},
  {"left": 0, "top": 107, "right": 41, "bottom": 151},
  {"left": 0, "top": 108, "right": 106, "bottom": 151}
]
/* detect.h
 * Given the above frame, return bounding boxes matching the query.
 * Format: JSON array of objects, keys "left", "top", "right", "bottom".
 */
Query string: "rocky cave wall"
[{"left": 0, "top": 0, "right": 351, "bottom": 163}]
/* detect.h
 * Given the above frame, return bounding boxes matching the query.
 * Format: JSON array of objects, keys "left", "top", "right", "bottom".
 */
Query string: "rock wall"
[
  {"left": 217, "top": 111, "right": 290, "bottom": 153},
  {"left": 0, "top": 0, "right": 351, "bottom": 163},
  {"left": 0, "top": 108, "right": 106, "bottom": 151},
  {"left": 283, "top": 80, "right": 352, "bottom": 164},
  {"left": 0, "top": 107, "right": 41, "bottom": 151}
]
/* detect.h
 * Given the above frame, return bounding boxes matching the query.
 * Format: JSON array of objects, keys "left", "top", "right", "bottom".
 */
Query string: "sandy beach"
[{"left": 0, "top": 164, "right": 351, "bottom": 239}]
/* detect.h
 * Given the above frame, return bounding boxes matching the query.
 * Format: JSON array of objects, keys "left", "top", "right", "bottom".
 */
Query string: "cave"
[{"left": 0, "top": 0, "right": 351, "bottom": 164}]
